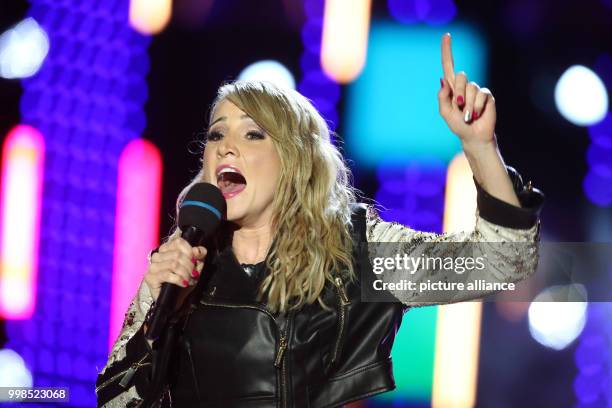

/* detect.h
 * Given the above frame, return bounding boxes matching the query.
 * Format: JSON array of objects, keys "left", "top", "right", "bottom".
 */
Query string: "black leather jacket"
[
  {"left": 168, "top": 203, "right": 403, "bottom": 408},
  {"left": 96, "top": 167, "right": 543, "bottom": 408}
]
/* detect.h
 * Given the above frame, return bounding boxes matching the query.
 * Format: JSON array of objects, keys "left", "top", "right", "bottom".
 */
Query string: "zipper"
[
  {"left": 274, "top": 334, "right": 287, "bottom": 368},
  {"left": 329, "top": 276, "right": 350, "bottom": 368},
  {"left": 276, "top": 314, "right": 291, "bottom": 408},
  {"left": 199, "top": 299, "right": 290, "bottom": 407},
  {"left": 95, "top": 353, "right": 150, "bottom": 393}
]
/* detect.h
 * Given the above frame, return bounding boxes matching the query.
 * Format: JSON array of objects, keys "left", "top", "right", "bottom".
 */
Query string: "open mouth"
[{"left": 216, "top": 166, "right": 247, "bottom": 199}]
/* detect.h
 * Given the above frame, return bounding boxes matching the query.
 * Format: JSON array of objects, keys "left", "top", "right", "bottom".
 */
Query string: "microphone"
[{"left": 145, "top": 182, "right": 226, "bottom": 341}]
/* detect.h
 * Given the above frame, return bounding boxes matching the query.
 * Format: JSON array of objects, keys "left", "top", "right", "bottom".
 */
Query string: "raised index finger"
[{"left": 441, "top": 33, "right": 455, "bottom": 86}]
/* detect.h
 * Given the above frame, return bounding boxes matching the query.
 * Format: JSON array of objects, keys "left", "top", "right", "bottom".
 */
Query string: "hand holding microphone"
[
  {"left": 144, "top": 182, "right": 226, "bottom": 341},
  {"left": 144, "top": 239, "right": 206, "bottom": 301}
]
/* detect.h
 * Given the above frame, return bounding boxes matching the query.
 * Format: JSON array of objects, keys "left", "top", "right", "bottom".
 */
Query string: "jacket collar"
[{"left": 205, "top": 243, "right": 267, "bottom": 304}]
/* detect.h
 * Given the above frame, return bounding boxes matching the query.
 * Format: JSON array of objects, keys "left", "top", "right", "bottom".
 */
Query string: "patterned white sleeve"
[
  {"left": 102, "top": 281, "right": 154, "bottom": 370},
  {"left": 365, "top": 205, "right": 540, "bottom": 306},
  {"left": 97, "top": 281, "right": 154, "bottom": 407}
]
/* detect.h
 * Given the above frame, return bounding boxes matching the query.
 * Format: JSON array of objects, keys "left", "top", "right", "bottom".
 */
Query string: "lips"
[{"left": 216, "top": 165, "right": 247, "bottom": 199}]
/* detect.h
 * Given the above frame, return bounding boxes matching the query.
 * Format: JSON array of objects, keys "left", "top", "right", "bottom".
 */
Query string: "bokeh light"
[
  {"left": 0, "top": 17, "right": 49, "bottom": 79},
  {"left": 321, "top": 0, "right": 371, "bottom": 83},
  {"left": 584, "top": 112, "right": 612, "bottom": 207},
  {"left": 6, "top": 1, "right": 151, "bottom": 406},
  {"left": 554, "top": 65, "right": 608, "bottom": 126},
  {"left": 0, "top": 125, "right": 45, "bottom": 320},
  {"left": 528, "top": 285, "right": 588, "bottom": 350},
  {"left": 129, "top": 0, "right": 172, "bottom": 35},
  {"left": 238, "top": 60, "right": 296, "bottom": 90},
  {"left": 0, "top": 348, "right": 33, "bottom": 387}
]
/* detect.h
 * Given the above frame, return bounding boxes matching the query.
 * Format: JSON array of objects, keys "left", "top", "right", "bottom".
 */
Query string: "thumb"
[
  {"left": 438, "top": 78, "right": 453, "bottom": 119},
  {"left": 193, "top": 246, "right": 207, "bottom": 260}
]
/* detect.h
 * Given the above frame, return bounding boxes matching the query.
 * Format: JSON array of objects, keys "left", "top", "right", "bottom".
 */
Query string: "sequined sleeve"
[
  {"left": 365, "top": 174, "right": 544, "bottom": 306},
  {"left": 96, "top": 281, "right": 155, "bottom": 407}
]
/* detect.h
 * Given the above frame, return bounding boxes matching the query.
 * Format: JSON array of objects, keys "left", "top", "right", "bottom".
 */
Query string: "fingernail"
[
  {"left": 440, "top": 78, "right": 444, "bottom": 89},
  {"left": 472, "top": 111, "right": 479, "bottom": 120},
  {"left": 464, "top": 110, "right": 472, "bottom": 123},
  {"left": 191, "top": 256, "right": 196, "bottom": 264},
  {"left": 192, "top": 268, "right": 199, "bottom": 278},
  {"left": 182, "top": 279, "right": 188, "bottom": 286},
  {"left": 457, "top": 95, "right": 464, "bottom": 106}
]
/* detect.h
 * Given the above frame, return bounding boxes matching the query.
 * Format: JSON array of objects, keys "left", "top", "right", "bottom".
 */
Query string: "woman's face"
[{"left": 203, "top": 100, "right": 282, "bottom": 227}]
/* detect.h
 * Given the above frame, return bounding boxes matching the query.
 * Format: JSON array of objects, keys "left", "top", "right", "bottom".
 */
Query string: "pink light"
[
  {"left": 109, "top": 139, "right": 162, "bottom": 349},
  {"left": 0, "top": 125, "right": 45, "bottom": 319}
]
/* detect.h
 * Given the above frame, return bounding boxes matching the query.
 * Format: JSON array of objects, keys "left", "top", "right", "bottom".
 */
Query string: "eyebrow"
[{"left": 209, "top": 114, "right": 251, "bottom": 127}]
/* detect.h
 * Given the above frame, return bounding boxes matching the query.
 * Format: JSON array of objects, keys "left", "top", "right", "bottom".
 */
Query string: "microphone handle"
[{"left": 145, "top": 226, "right": 206, "bottom": 341}]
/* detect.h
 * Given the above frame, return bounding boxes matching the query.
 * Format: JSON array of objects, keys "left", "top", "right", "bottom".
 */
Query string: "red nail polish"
[
  {"left": 182, "top": 279, "right": 188, "bottom": 286},
  {"left": 440, "top": 78, "right": 444, "bottom": 89},
  {"left": 191, "top": 256, "right": 196, "bottom": 264},
  {"left": 192, "top": 269, "right": 199, "bottom": 278},
  {"left": 472, "top": 111, "right": 479, "bottom": 120},
  {"left": 457, "top": 96, "right": 464, "bottom": 105}
]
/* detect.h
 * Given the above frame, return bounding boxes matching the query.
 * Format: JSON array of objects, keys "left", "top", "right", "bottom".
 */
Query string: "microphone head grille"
[{"left": 178, "top": 183, "right": 226, "bottom": 233}]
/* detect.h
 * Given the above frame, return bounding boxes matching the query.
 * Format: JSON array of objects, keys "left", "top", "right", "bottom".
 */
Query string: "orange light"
[
  {"left": 321, "top": 0, "right": 371, "bottom": 83},
  {"left": 432, "top": 153, "right": 481, "bottom": 408},
  {"left": 129, "top": 0, "right": 172, "bottom": 35}
]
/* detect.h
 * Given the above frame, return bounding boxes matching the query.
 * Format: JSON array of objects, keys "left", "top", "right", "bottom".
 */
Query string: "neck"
[{"left": 231, "top": 223, "right": 273, "bottom": 265}]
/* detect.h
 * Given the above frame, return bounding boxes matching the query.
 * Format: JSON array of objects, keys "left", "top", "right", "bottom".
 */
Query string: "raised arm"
[
  {"left": 439, "top": 33, "right": 521, "bottom": 208},
  {"left": 366, "top": 166, "right": 544, "bottom": 306}
]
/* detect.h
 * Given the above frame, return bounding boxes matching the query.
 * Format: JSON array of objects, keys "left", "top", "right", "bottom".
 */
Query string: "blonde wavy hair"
[{"left": 172, "top": 80, "right": 357, "bottom": 313}]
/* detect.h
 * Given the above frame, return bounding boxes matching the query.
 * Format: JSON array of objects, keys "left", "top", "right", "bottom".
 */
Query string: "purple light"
[
  {"left": 584, "top": 112, "right": 612, "bottom": 207},
  {"left": 375, "top": 161, "right": 447, "bottom": 233},
  {"left": 6, "top": 0, "right": 151, "bottom": 405},
  {"left": 388, "top": 0, "right": 457, "bottom": 26},
  {"left": 299, "top": 0, "right": 341, "bottom": 131}
]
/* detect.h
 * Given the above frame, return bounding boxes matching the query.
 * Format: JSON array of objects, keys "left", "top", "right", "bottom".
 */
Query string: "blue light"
[
  {"left": 388, "top": 0, "right": 457, "bottom": 26},
  {"left": 345, "top": 22, "right": 486, "bottom": 167}
]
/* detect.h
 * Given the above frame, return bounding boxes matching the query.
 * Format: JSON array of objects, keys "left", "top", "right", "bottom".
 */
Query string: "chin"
[{"left": 225, "top": 201, "right": 247, "bottom": 223}]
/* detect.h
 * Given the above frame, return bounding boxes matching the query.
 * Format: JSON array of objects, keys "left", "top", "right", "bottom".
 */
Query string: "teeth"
[{"left": 217, "top": 167, "right": 240, "bottom": 178}]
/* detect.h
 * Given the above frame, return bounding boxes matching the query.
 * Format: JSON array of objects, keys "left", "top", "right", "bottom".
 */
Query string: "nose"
[{"left": 217, "top": 133, "right": 239, "bottom": 158}]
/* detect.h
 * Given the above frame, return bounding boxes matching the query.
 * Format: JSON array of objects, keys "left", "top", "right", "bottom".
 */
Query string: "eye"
[
  {"left": 246, "top": 131, "right": 265, "bottom": 140},
  {"left": 205, "top": 130, "right": 223, "bottom": 142}
]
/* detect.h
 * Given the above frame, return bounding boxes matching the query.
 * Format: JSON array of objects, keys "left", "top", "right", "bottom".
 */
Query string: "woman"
[{"left": 96, "top": 34, "right": 543, "bottom": 407}]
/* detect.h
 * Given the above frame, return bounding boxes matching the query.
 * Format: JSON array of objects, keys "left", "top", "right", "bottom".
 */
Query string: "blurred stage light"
[
  {"left": 528, "top": 285, "right": 588, "bottom": 350},
  {"left": 321, "top": 0, "right": 371, "bottom": 83},
  {"left": 0, "top": 349, "right": 33, "bottom": 387},
  {"left": 584, "top": 113, "right": 612, "bottom": 207},
  {"left": 388, "top": 0, "right": 457, "bottom": 25},
  {"left": 11, "top": 1, "right": 152, "bottom": 405},
  {"left": 130, "top": 0, "right": 172, "bottom": 35},
  {"left": 299, "top": 0, "right": 341, "bottom": 130},
  {"left": 373, "top": 160, "right": 446, "bottom": 405},
  {"left": 345, "top": 23, "right": 486, "bottom": 167},
  {"left": 432, "top": 153, "right": 480, "bottom": 408},
  {"left": 0, "top": 125, "right": 44, "bottom": 320},
  {"left": 110, "top": 139, "right": 162, "bottom": 349},
  {"left": 554, "top": 65, "right": 608, "bottom": 126},
  {"left": 0, "top": 18, "right": 49, "bottom": 79},
  {"left": 238, "top": 60, "right": 296, "bottom": 90}
]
